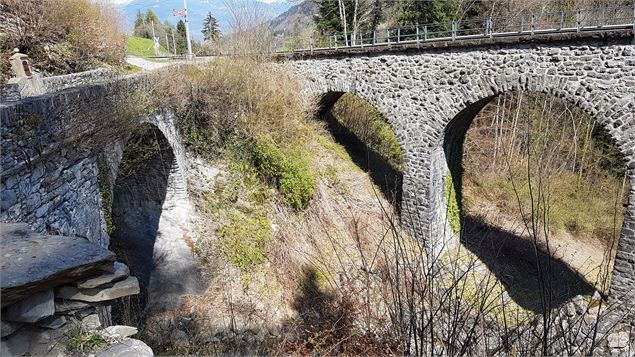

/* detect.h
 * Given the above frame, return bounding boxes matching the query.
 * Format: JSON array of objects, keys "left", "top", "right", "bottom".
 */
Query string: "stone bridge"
[
  {"left": 1, "top": 29, "right": 634, "bottom": 316},
  {"left": 286, "top": 30, "right": 635, "bottom": 309},
  {"left": 0, "top": 79, "right": 199, "bottom": 314}
]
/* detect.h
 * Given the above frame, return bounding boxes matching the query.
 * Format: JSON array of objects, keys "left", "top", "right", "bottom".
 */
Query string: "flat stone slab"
[
  {"left": 77, "top": 262, "right": 129, "bottom": 289},
  {"left": 98, "top": 325, "right": 138, "bottom": 340},
  {"left": 57, "top": 276, "right": 140, "bottom": 302},
  {"left": 2, "top": 290, "right": 54, "bottom": 323},
  {"left": 0, "top": 223, "right": 115, "bottom": 307},
  {"left": 95, "top": 338, "right": 153, "bottom": 357}
]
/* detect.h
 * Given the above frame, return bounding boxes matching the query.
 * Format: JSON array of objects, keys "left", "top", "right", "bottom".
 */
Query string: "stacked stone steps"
[{"left": 0, "top": 223, "right": 151, "bottom": 356}]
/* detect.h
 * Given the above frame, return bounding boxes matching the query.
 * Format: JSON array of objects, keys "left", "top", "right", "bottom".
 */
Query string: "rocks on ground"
[{"left": 0, "top": 223, "right": 151, "bottom": 356}]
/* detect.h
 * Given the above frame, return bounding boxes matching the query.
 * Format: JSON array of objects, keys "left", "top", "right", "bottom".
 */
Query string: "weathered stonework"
[
  {"left": 0, "top": 81, "right": 187, "bottom": 248},
  {"left": 0, "top": 68, "right": 116, "bottom": 102},
  {"left": 286, "top": 30, "right": 635, "bottom": 310}
]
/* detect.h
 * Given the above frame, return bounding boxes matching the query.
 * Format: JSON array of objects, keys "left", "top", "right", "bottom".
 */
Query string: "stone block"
[
  {"left": 95, "top": 338, "right": 153, "bottom": 357},
  {"left": 0, "top": 321, "right": 22, "bottom": 338},
  {"left": 99, "top": 325, "right": 138, "bottom": 339},
  {"left": 2, "top": 290, "right": 54, "bottom": 323},
  {"left": 77, "top": 262, "right": 129, "bottom": 289},
  {"left": 81, "top": 314, "right": 102, "bottom": 330},
  {"left": 57, "top": 276, "right": 140, "bottom": 302},
  {"left": 38, "top": 315, "right": 66, "bottom": 329},
  {"left": 54, "top": 299, "right": 90, "bottom": 313},
  {"left": 0, "top": 224, "right": 115, "bottom": 307}
]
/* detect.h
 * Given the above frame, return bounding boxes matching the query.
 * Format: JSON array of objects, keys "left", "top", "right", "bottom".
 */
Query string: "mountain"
[
  {"left": 118, "top": 0, "right": 293, "bottom": 40},
  {"left": 263, "top": 0, "right": 318, "bottom": 47}
]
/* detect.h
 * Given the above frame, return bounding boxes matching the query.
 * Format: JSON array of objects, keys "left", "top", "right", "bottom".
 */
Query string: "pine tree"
[
  {"left": 144, "top": 9, "right": 159, "bottom": 25},
  {"left": 176, "top": 20, "right": 187, "bottom": 54},
  {"left": 133, "top": 10, "right": 151, "bottom": 38},
  {"left": 202, "top": 11, "right": 221, "bottom": 41}
]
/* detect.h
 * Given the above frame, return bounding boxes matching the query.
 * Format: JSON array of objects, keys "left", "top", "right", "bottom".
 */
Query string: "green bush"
[
  {"left": 253, "top": 136, "right": 316, "bottom": 209},
  {"left": 218, "top": 214, "right": 272, "bottom": 271}
]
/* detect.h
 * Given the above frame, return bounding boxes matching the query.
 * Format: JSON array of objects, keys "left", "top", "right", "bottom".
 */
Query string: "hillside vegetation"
[
  {"left": 127, "top": 36, "right": 167, "bottom": 58},
  {"left": 0, "top": 0, "right": 126, "bottom": 81},
  {"left": 462, "top": 92, "right": 629, "bottom": 291}
]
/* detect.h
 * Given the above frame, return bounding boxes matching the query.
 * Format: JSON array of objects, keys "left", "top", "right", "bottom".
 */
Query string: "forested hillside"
[{"left": 270, "top": 0, "right": 633, "bottom": 46}]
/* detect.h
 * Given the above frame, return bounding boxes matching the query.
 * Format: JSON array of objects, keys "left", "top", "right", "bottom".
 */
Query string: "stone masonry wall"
[
  {"left": 0, "top": 80, "right": 185, "bottom": 249},
  {"left": 286, "top": 31, "right": 635, "bottom": 309},
  {"left": 0, "top": 68, "right": 116, "bottom": 103}
]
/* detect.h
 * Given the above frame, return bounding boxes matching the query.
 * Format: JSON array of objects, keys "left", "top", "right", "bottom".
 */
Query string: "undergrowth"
[{"left": 218, "top": 212, "right": 272, "bottom": 271}]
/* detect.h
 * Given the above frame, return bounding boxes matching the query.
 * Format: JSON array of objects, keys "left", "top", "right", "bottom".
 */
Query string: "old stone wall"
[
  {"left": 0, "top": 80, "right": 186, "bottom": 248},
  {"left": 286, "top": 30, "right": 635, "bottom": 309},
  {"left": 0, "top": 68, "right": 116, "bottom": 102}
]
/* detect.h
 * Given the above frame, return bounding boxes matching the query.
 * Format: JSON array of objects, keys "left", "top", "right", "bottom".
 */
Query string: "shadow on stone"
[
  {"left": 460, "top": 215, "right": 596, "bottom": 313},
  {"left": 110, "top": 124, "right": 173, "bottom": 320}
]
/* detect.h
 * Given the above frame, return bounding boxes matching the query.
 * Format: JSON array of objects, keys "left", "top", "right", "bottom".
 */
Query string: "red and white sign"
[{"left": 172, "top": 8, "right": 187, "bottom": 17}]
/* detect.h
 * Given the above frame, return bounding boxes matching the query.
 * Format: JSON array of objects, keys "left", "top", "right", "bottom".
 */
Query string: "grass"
[
  {"left": 126, "top": 36, "right": 167, "bottom": 58},
  {"left": 65, "top": 325, "right": 106, "bottom": 353},
  {"left": 465, "top": 164, "right": 626, "bottom": 241},
  {"left": 218, "top": 212, "right": 272, "bottom": 271}
]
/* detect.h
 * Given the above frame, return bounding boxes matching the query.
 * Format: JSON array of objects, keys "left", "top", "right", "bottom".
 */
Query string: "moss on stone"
[
  {"left": 97, "top": 159, "right": 115, "bottom": 235},
  {"left": 445, "top": 170, "right": 461, "bottom": 234}
]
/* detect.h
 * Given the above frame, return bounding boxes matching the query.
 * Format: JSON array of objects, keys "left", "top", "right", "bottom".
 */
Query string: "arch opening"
[
  {"left": 319, "top": 92, "right": 404, "bottom": 211},
  {"left": 442, "top": 91, "right": 631, "bottom": 312},
  {"left": 109, "top": 122, "right": 199, "bottom": 322}
]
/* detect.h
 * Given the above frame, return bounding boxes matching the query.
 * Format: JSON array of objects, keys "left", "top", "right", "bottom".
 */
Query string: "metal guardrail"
[{"left": 280, "top": 5, "right": 635, "bottom": 53}]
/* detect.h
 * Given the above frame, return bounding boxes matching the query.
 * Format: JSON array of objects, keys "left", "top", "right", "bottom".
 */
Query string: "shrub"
[
  {"left": 253, "top": 136, "right": 316, "bottom": 209},
  {"left": 0, "top": 0, "right": 126, "bottom": 77},
  {"left": 218, "top": 213, "right": 272, "bottom": 271},
  {"left": 64, "top": 325, "right": 106, "bottom": 353}
]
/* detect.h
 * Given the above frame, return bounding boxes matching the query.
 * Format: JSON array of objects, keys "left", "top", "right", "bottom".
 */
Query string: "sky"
[{"left": 104, "top": 0, "right": 294, "bottom": 40}]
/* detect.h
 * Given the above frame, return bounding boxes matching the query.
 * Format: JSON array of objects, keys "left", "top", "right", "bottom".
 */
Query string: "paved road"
[
  {"left": 126, "top": 55, "right": 217, "bottom": 71},
  {"left": 125, "top": 56, "right": 175, "bottom": 71}
]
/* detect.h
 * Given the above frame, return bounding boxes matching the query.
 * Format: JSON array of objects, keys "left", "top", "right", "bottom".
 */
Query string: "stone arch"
[
  {"left": 107, "top": 110, "right": 201, "bottom": 317},
  {"left": 106, "top": 110, "right": 187, "bottom": 187},
  {"left": 302, "top": 77, "right": 410, "bottom": 153},
  {"left": 428, "top": 74, "right": 635, "bottom": 309},
  {"left": 304, "top": 81, "right": 406, "bottom": 208}
]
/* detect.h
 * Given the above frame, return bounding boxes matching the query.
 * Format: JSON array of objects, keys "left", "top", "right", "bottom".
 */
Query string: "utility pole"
[
  {"left": 150, "top": 20, "right": 159, "bottom": 56},
  {"left": 172, "top": 29, "right": 177, "bottom": 56},
  {"left": 165, "top": 33, "right": 170, "bottom": 55},
  {"left": 183, "top": 0, "right": 193, "bottom": 60}
]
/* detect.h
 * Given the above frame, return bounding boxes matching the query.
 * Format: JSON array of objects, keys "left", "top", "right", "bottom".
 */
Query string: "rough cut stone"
[
  {"left": 0, "top": 224, "right": 115, "bottom": 307},
  {"left": 0, "top": 330, "right": 29, "bottom": 357},
  {"left": 77, "top": 262, "right": 129, "bottom": 289},
  {"left": 57, "top": 277, "right": 140, "bottom": 302},
  {"left": 99, "top": 325, "right": 138, "bottom": 339},
  {"left": 81, "top": 314, "right": 101, "bottom": 330},
  {"left": 37, "top": 315, "right": 67, "bottom": 329},
  {"left": 2, "top": 290, "right": 54, "bottom": 323},
  {"left": 54, "top": 299, "right": 90, "bottom": 313},
  {"left": 95, "top": 338, "right": 153, "bottom": 357},
  {"left": 607, "top": 331, "right": 630, "bottom": 349},
  {"left": 1, "top": 321, "right": 22, "bottom": 338}
]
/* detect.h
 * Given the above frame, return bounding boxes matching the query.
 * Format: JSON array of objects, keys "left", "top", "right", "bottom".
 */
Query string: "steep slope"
[{"left": 264, "top": 0, "right": 318, "bottom": 47}]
